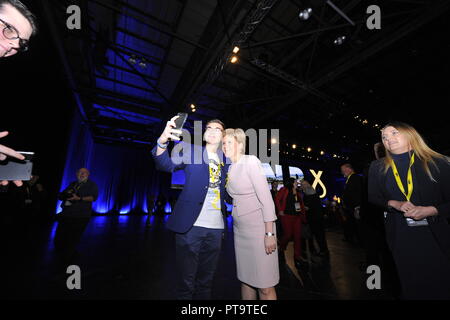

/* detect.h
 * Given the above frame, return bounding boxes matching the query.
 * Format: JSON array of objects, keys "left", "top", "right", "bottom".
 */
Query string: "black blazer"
[
  {"left": 342, "top": 174, "right": 363, "bottom": 210},
  {"left": 368, "top": 156, "right": 450, "bottom": 259}
]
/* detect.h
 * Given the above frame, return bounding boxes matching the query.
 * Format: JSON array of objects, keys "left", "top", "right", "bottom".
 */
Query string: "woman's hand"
[
  {"left": 389, "top": 200, "right": 438, "bottom": 220},
  {"left": 403, "top": 205, "right": 438, "bottom": 220},
  {"left": 265, "top": 235, "right": 277, "bottom": 255},
  {"left": 388, "top": 200, "right": 407, "bottom": 211}
]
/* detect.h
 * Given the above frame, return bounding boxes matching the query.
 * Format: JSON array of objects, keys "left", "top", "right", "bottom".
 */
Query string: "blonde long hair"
[{"left": 381, "top": 122, "right": 448, "bottom": 181}]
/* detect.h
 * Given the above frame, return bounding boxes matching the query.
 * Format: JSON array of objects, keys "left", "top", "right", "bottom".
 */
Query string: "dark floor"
[{"left": 0, "top": 214, "right": 398, "bottom": 300}]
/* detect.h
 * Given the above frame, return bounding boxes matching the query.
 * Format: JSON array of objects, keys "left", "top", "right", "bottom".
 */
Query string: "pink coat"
[{"left": 226, "top": 155, "right": 279, "bottom": 288}]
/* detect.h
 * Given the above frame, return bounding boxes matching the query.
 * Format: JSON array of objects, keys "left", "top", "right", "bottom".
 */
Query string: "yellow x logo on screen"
[{"left": 309, "top": 169, "right": 327, "bottom": 198}]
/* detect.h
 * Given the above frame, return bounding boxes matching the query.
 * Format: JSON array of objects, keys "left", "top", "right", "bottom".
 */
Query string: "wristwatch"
[
  {"left": 265, "top": 232, "right": 275, "bottom": 237},
  {"left": 157, "top": 138, "right": 169, "bottom": 149}
]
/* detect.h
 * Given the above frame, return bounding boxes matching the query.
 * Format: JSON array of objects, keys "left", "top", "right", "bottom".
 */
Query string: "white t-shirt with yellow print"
[{"left": 193, "top": 151, "right": 224, "bottom": 229}]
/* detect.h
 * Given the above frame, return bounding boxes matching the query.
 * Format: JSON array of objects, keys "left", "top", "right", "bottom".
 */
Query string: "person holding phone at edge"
[
  {"left": 152, "top": 115, "right": 229, "bottom": 300},
  {"left": 1, "top": 0, "right": 37, "bottom": 185},
  {"left": 0, "top": 131, "right": 25, "bottom": 186}
]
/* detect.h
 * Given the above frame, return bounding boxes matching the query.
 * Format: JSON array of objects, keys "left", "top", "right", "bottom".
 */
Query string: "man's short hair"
[
  {"left": 340, "top": 163, "right": 354, "bottom": 170},
  {"left": 206, "top": 119, "right": 225, "bottom": 131},
  {"left": 0, "top": 0, "right": 38, "bottom": 35}
]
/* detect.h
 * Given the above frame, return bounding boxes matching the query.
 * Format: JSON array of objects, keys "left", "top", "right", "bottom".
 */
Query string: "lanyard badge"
[{"left": 390, "top": 153, "right": 414, "bottom": 201}]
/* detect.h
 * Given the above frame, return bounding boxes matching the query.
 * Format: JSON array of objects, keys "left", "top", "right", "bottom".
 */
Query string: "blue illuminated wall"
[{"left": 57, "top": 111, "right": 163, "bottom": 215}]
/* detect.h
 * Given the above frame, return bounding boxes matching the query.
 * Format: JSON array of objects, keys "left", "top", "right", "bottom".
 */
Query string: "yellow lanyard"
[
  {"left": 391, "top": 153, "right": 415, "bottom": 201},
  {"left": 345, "top": 173, "right": 354, "bottom": 185}
]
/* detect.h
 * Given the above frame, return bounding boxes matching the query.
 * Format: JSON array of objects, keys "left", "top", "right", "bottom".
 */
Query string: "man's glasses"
[
  {"left": 0, "top": 18, "right": 29, "bottom": 53},
  {"left": 206, "top": 126, "right": 223, "bottom": 133}
]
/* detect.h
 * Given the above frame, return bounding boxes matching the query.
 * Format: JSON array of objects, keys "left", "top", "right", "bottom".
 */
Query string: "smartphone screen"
[{"left": 0, "top": 152, "right": 34, "bottom": 181}]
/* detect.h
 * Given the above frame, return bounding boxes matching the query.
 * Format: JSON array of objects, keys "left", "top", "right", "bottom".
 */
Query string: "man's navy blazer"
[{"left": 151, "top": 142, "right": 230, "bottom": 234}]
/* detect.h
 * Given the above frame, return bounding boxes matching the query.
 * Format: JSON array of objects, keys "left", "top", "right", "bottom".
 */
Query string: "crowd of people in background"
[{"left": 1, "top": 0, "right": 449, "bottom": 301}]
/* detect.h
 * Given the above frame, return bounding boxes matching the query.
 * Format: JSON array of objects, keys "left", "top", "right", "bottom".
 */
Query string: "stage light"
[
  {"left": 299, "top": 8, "right": 312, "bottom": 20},
  {"left": 139, "top": 58, "right": 147, "bottom": 68},
  {"left": 362, "top": 119, "right": 368, "bottom": 125},
  {"left": 230, "top": 55, "right": 238, "bottom": 63},
  {"left": 307, "top": 147, "right": 312, "bottom": 152},
  {"left": 233, "top": 46, "right": 240, "bottom": 54},
  {"left": 292, "top": 144, "right": 297, "bottom": 149},
  {"left": 271, "top": 138, "right": 277, "bottom": 144},
  {"left": 192, "top": 108, "right": 196, "bottom": 112},
  {"left": 190, "top": 104, "right": 196, "bottom": 109},
  {"left": 128, "top": 55, "right": 137, "bottom": 64},
  {"left": 334, "top": 35, "right": 346, "bottom": 45},
  {"left": 320, "top": 151, "right": 325, "bottom": 155}
]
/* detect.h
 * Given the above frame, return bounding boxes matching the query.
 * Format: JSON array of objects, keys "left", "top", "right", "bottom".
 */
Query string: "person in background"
[
  {"left": 300, "top": 179, "right": 329, "bottom": 260},
  {"left": 275, "top": 177, "right": 307, "bottom": 268},
  {"left": 361, "top": 142, "right": 401, "bottom": 297},
  {"left": 340, "top": 163, "right": 363, "bottom": 245},
  {"left": 21, "top": 174, "right": 46, "bottom": 218},
  {"left": 54, "top": 168, "right": 98, "bottom": 266},
  {"left": 368, "top": 121, "right": 450, "bottom": 299}
]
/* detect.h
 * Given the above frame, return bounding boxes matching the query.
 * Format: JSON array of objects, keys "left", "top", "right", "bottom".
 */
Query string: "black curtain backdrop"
[{"left": 57, "top": 111, "right": 170, "bottom": 215}]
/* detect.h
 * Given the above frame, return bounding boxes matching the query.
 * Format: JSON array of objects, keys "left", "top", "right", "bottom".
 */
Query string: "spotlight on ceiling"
[
  {"left": 128, "top": 55, "right": 137, "bottom": 64},
  {"left": 334, "top": 35, "right": 346, "bottom": 46},
  {"left": 299, "top": 8, "right": 312, "bottom": 20},
  {"left": 139, "top": 58, "right": 147, "bottom": 69},
  {"left": 233, "top": 46, "right": 240, "bottom": 54},
  {"left": 230, "top": 55, "right": 238, "bottom": 64}
]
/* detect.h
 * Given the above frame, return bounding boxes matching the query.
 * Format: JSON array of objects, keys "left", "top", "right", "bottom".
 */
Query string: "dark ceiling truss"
[
  {"left": 114, "top": 26, "right": 168, "bottom": 51},
  {"left": 275, "top": 0, "right": 362, "bottom": 71},
  {"left": 43, "top": 0, "right": 450, "bottom": 149},
  {"left": 91, "top": 74, "right": 157, "bottom": 96},
  {"left": 101, "top": 61, "right": 159, "bottom": 82},
  {"left": 88, "top": 0, "right": 208, "bottom": 50},
  {"left": 78, "top": 87, "right": 163, "bottom": 116},
  {"left": 156, "top": 0, "right": 188, "bottom": 88},
  {"left": 205, "top": 0, "right": 279, "bottom": 85},
  {"left": 108, "top": 45, "right": 173, "bottom": 107},
  {"left": 247, "top": 0, "right": 450, "bottom": 127},
  {"left": 66, "top": 27, "right": 170, "bottom": 70},
  {"left": 168, "top": 0, "right": 258, "bottom": 117}
]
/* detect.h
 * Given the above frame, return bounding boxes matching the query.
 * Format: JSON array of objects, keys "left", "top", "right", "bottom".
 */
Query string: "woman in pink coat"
[{"left": 222, "top": 128, "right": 279, "bottom": 300}]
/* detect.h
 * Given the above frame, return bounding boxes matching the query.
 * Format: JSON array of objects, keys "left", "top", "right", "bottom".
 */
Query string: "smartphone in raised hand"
[
  {"left": 172, "top": 113, "right": 188, "bottom": 139},
  {"left": 0, "top": 152, "right": 34, "bottom": 181}
]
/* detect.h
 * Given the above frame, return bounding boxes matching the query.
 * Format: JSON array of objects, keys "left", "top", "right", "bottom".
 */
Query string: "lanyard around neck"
[
  {"left": 390, "top": 153, "right": 415, "bottom": 201},
  {"left": 345, "top": 173, "right": 354, "bottom": 185}
]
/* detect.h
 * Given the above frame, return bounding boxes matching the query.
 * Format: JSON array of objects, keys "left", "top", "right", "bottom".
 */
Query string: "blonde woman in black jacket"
[{"left": 368, "top": 122, "right": 450, "bottom": 299}]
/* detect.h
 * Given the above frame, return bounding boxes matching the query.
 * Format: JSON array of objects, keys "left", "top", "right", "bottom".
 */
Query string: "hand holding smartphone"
[
  {"left": 172, "top": 112, "right": 188, "bottom": 140},
  {"left": 159, "top": 113, "right": 188, "bottom": 145},
  {"left": 0, "top": 152, "right": 34, "bottom": 181}
]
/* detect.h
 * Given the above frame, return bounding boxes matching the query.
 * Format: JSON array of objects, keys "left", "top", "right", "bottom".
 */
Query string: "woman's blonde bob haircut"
[
  {"left": 381, "top": 121, "right": 448, "bottom": 181},
  {"left": 223, "top": 128, "right": 246, "bottom": 155}
]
